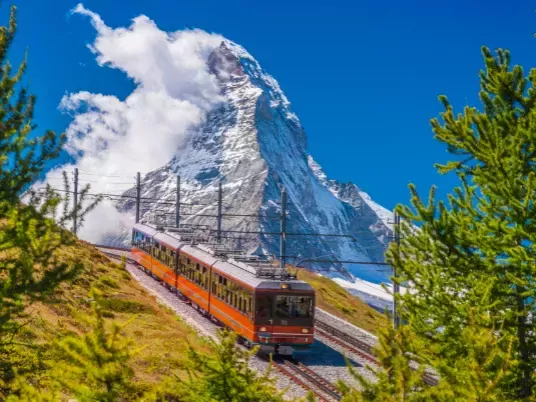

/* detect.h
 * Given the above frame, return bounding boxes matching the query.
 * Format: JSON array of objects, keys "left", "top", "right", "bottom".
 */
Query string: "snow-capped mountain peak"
[{"left": 114, "top": 39, "right": 395, "bottom": 285}]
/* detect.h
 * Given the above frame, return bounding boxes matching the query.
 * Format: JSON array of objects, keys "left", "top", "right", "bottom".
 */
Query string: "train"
[{"left": 131, "top": 222, "right": 315, "bottom": 356}]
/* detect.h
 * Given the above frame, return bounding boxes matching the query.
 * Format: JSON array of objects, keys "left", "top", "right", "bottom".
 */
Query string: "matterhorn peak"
[
  {"left": 208, "top": 41, "right": 245, "bottom": 81},
  {"left": 113, "top": 38, "right": 394, "bottom": 293}
]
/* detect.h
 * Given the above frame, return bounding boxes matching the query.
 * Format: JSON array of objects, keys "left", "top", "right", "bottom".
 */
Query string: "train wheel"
[{"left": 237, "top": 336, "right": 251, "bottom": 349}]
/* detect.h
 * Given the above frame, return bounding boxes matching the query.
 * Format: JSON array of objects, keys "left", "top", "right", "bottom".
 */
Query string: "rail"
[
  {"left": 315, "top": 319, "right": 438, "bottom": 386},
  {"left": 98, "top": 250, "right": 137, "bottom": 266},
  {"left": 293, "top": 362, "right": 342, "bottom": 401},
  {"left": 272, "top": 359, "right": 341, "bottom": 402}
]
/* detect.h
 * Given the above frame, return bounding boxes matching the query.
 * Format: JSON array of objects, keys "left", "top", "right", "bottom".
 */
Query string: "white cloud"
[{"left": 37, "top": 3, "right": 225, "bottom": 243}]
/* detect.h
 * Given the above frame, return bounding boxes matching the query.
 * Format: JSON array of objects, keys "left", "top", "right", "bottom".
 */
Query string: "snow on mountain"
[{"left": 111, "top": 40, "right": 396, "bottom": 288}]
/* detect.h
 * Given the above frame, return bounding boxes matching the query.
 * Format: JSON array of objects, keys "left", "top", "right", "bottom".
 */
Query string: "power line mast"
[
  {"left": 280, "top": 187, "right": 287, "bottom": 270},
  {"left": 73, "top": 168, "right": 78, "bottom": 235},
  {"left": 393, "top": 211, "right": 401, "bottom": 329},
  {"left": 217, "top": 180, "right": 223, "bottom": 242},
  {"left": 135, "top": 172, "right": 141, "bottom": 223},
  {"left": 176, "top": 176, "right": 181, "bottom": 228}
]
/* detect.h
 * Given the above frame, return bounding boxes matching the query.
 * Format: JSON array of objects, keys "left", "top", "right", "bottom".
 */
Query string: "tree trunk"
[{"left": 516, "top": 285, "right": 532, "bottom": 398}]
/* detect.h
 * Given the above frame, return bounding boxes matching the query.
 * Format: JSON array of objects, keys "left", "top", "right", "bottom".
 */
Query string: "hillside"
[
  {"left": 295, "top": 268, "right": 388, "bottom": 334},
  {"left": 5, "top": 240, "right": 212, "bottom": 395},
  {"left": 3, "top": 234, "right": 387, "bottom": 399}
]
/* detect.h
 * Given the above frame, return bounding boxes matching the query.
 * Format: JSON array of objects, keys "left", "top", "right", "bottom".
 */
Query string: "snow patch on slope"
[{"left": 358, "top": 190, "right": 394, "bottom": 230}]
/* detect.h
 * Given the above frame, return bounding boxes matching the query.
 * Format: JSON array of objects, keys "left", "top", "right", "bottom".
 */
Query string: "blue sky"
[{"left": 8, "top": 0, "right": 536, "bottom": 211}]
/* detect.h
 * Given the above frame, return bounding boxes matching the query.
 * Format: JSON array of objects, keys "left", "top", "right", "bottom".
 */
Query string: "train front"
[{"left": 253, "top": 281, "right": 315, "bottom": 356}]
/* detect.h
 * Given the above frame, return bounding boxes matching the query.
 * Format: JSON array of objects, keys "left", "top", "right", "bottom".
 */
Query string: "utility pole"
[
  {"left": 135, "top": 172, "right": 141, "bottom": 223},
  {"left": 393, "top": 212, "right": 401, "bottom": 329},
  {"left": 217, "top": 180, "right": 223, "bottom": 242},
  {"left": 73, "top": 168, "right": 78, "bottom": 235},
  {"left": 176, "top": 176, "right": 181, "bottom": 228},
  {"left": 280, "top": 187, "right": 287, "bottom": 270}
]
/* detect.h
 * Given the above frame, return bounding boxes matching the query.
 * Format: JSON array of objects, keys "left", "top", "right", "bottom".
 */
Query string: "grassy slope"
[
  {"left": 11, "top": 237, "right": 385, "bottom": 393},
  {"left": 295, "top": 268, "right": 388, "bottom": 334},
  {"left": 12, "top": 240, "right": 211, "bottom": 392}
]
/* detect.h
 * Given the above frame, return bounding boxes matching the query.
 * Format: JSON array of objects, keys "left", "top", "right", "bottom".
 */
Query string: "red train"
[{"left": 131, "top": 223, "right": 315, "bottom": 355}]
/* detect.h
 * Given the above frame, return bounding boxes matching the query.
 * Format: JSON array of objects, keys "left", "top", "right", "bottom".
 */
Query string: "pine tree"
[
  {"left": 50, "top": 288, "right": 139, "bottom": 401},
  {"left": 341, "top": 287, "right": 514, "bottom": 401},
  {"left": 4, "top": 373, "right": 59, "bottom": 402},
  {"left": 161, "top": 329, "right": 289, "bottom": 402},
  {"left": 384, "top": 46, "right": 536, "bottom": 399},
  {"left": 0, "top": 4, "right": 100, "bottom": 392},
  {"left": 337, "top": 322, "right": 432, "bottom": 402}
]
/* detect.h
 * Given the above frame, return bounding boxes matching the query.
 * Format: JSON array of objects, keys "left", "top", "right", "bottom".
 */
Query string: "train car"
[{"left": 131, "top": 223, "right": 315, "bottom": 356}]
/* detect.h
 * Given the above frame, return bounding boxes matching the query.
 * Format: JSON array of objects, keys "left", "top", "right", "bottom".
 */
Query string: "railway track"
[
  {"left": 314, "top": 319, "right": 438, "bottom": 386},
  {"left": 272, "top": 359, "right": 342, "bottom": 402},
  {"left": 314, "top": 319, "right": 377, "bottom": 364},
  {"left": 99, "top": 250, "right": 136, "bottom": 265},
  {"left": 95, "top": 244, "right": 438, "bottom": 388}
]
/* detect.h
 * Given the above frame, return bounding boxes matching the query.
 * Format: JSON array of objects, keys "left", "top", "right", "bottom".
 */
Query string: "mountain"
[{"left": 112, "top": 41, "right": 394, "bottom": 284}]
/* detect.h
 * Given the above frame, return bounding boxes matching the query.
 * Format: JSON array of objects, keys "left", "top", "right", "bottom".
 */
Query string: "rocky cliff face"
[{"left": 112, "top": 41, "right": 394, "bottom": 284}]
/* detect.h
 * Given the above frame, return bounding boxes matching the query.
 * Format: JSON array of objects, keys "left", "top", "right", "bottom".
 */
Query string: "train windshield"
[{"left": 275, "top": 295, "right": 313, "bottom": 318}]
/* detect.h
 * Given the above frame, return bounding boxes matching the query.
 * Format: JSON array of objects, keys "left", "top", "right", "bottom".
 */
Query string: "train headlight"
[
  {"left": 259, "top": 327, "right": 267, "bottom": 332},
  {"left": 301, "top": 328, "right": 310, "bottom": 334},
  {"left": 280, "top": 283, "right": 289, "bottom": 289}
]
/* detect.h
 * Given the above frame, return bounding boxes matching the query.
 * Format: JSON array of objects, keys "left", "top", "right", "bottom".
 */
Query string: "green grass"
[
  {"left": 96, "top": 275, "right": 120, "bottom": 289},
  {"left": 7, "top": 240, "right": 212, "bottom": 392},
  {"left": 99, "top": 297, "right": 155, "bottom": 314}
]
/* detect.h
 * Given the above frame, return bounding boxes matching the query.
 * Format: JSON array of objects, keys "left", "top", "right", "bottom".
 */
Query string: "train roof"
[
  {"left": 181, "top": 244, "right": 220, "bottom": 267},
  {"left": 133, "top": 223, "right": 159, "bottom": 237},
  {"left": 132, "top": 223, "right": 313, "bottom": 290},
  {"left": 153, "top": 231, "right": 182, "bottom": 250},
  {"left": 211, "top": 258, "right": 313, "bottom": 290}
]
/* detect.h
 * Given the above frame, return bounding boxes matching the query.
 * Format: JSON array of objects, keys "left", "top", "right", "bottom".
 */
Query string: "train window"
[
  {"left": 255, "top": 295, "right": 273, "bottom": 318},
  {"left": 170, "top": 251, "right": 176, "bottom": 269},
  {"left": 275, "top": 295, "right": 313, "bottom": 318},
  {"left": 202, "top": 266, "right": 207, "bottom": 274}
]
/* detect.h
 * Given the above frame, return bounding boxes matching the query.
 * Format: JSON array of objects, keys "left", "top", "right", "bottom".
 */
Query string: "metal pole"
[
  {"left": 176, "top": 176, "right": 181, "bottom": 228},
  {"left": 135, "top": 172, "right": 141, "bottom": 223},
  {"left": 217, "top": 180, "right": 223, "bottom": 242},
  {"left": 73, "top": 168, "right": 78, "bottom": 235},
  {"left": 280, "top": 188, "right": 287, "bottom": 270},
  {"left": 393, "top": 212, "right": 401, "bottom": 329}
]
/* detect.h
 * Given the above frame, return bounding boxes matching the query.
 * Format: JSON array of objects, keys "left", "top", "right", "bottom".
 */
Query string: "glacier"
[{"left": 107, "top": 40, "right": 398, "bottom": 311}]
